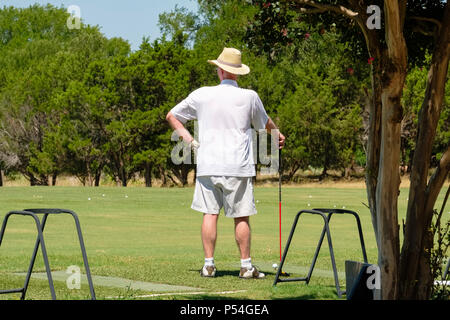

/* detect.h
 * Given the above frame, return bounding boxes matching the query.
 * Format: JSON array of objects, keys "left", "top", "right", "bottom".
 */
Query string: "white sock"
[
  {"left": 204, "top": 257, "right": 215, "bottom": 267},
  {"left": 241, "top": 258, "right": 252, "bottom": 269}
]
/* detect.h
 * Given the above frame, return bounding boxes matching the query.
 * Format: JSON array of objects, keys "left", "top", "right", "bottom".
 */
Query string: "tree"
[
  {"left": 275, "top": 32, "right": 367, "bottom": 179},
  {"left": 246, "top": 0, "right": 449, "bottom": 299},
  {"left": 400, "top": 55, "right": 450, "bottom": 174},
  {"left": 0, "top": 4, "right": 130, "bottom": 185},
  {"left": 124, "top": 38, "right": 202, "bottom": 187},
  {"left": 158, "top": 5, "right": 200, "bottom": 47},
  {"left": 0, "top": 5, "right": 73, "bottom": 185}
]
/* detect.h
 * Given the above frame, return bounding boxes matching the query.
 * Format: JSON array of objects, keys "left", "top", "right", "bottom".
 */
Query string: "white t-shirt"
[{"left": 170, "top": 79, "right": 269, "bottom": 177}]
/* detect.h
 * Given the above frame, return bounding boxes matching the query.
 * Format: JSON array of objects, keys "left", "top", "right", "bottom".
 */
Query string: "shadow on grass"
[
  {"left": 172, "top": 294, "right": 248, "bottom": 300},
  {"left": 189, "top": 269, "right": 278, "bottom": 278},
  {"left": 188, "top": 268, "right": 239, "bottom": 277},
  {"left": 272, "top": 294, "right": 321, "bottom": 300},
  {"left": 271, "top": 291, "right": 342, "bottom": 300},
  {"left": 185, "top": 268, "right": 340, "bottom": 300},
  {"left": 166, "top": 292, "right": 336, "bottom": 300}
]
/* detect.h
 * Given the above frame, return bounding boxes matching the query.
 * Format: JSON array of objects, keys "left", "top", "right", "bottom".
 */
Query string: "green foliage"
[
  {"left": 158, "top": 5, "right": 200, "bottom": 46},
  {"left": 245, "top": 25, "right": 368, "bottom": 178},
  {"left": 0, "top": 4, "right": 130, "bottom": 185},
  {"left": 401, "top": 55, "right": 450, "bottom": 169},
  {"left": 245, "top": 0, "right": 369, "bottom": 64},
  {"left": 0, "top": 1, "right": 447, "bottom": 187}
]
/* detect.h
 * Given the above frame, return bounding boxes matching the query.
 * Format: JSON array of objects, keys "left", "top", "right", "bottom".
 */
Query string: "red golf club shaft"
[
  {"left": 279, "top": 148, "right": 282, "bottom": 262},
  {"left": 279, "top": 201, "right": 282, "bottom": 261}
]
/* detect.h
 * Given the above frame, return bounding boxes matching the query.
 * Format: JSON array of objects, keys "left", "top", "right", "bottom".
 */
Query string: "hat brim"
[{"left": 208, "top": 60, "right": 250, "bottom": 75}]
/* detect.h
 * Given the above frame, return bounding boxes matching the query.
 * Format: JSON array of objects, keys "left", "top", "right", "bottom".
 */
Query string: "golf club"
[{"left": 277, "top": 147, "right": 290, "bottom": 277}]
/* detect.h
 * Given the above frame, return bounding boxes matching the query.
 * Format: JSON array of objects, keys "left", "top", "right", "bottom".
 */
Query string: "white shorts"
[{"left": 191, "top": 176, "right": 257, "bottom": 218}]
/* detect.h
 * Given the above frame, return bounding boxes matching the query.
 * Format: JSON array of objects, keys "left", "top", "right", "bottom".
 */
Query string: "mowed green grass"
[{"left": 0, "top": 185, "right": 446, "bottom": 300}]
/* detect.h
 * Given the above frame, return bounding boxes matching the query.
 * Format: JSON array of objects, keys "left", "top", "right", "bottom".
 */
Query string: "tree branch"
[
  {"left": 434, "top": 183, "right": 449, "bottom": 233},
  {"left": 384, "top": 0, "right": 408, "bottom": 70},
  {"left": 290, "top": 0, "right": 359, "bottom": 19},
  {"left": 409, "top": 16, "right": 442, "bottom": 31},
  {"left": 288, "top": 0, "right": 377, "bottom": 57},
  {"left": 412, "top": 24, "right": 437, "bottom": 37},
  {"left": 426, "top": 145, "right": 450, "bottom": 212},
  {"left": 296, "top": 7, "right": 326, "bottom": 14},
  {"left": 399, "top": 0, "right": 407, "bottom": 29}
]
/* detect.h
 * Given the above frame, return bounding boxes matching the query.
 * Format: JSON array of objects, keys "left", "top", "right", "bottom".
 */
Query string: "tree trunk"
[
  {"left": 373, "top": 0, "right": 408, "bottom": 300},
  {"left": 86, "top": 160, "right": 94, "bottom": 186},
  {"left": 320, "top": 162, "right": 328, "bottom": 180},
  {"left": 120, "top": 170, "right": 127, "bottom": 187},
  {"left": 116, "top": 156, "right": 128, "bottom": 187},
  {"left": 30, "top": 174, "right": 36, "bottom": 186},
  {"left": 144, "top": 162, "right": 152, "bottom": 187},
  {"left": 94, "top": 169, "right": 101, "bottom": 187},
  {"left": 365, "top": 76, "right": 382, "bottom": 245},
  {"left": 159, "top": 167, "right": 167, "bottom": 187},
  {"left": 182, "top": 165, "right": 190, "bottom": 186},
  {"left": 376, "top": 87, "right": 403, "bottom": 299},
  {"left": 287, "top": 0, "right": 448, "bottom": 300},
  {"left": 29, "top": 173, "right": 49, "bottom": 186},
  {"left": 0, "top": 169, "right": 3, "bottom": 187},
  {"left": 51, "top": 172, "right": 57, "bottom": 186},
  {"left": 364, "top": 38, "right": 383, "bottom": 250},
  {"left": 193, "top": 167, "right": 197, "bottom": 184},
  {"left": 399, "top": 3, "right": 450, "bottom": 299}
]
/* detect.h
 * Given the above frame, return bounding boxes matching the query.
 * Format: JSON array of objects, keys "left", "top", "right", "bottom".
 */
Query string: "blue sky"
[{"left": 1, "top": 0, "right": 199, "bottom": 51}]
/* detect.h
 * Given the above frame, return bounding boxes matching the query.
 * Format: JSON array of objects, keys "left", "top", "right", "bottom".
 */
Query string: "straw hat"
[{"left": 207, "top": 48, "right": 250, "bottom": 75}]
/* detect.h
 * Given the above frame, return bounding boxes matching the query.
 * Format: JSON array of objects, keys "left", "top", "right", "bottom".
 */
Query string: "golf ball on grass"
[{"left": 272, "top": 263, "right": 278, "bottom": 269}]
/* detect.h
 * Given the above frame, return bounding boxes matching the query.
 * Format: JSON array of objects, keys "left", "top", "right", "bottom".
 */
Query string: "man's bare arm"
[
  {"left": 265, "top": 117, "right": 285, "bottom": 149},
  {"left": 166, "top": 111, "right": 194, "bottom": 143}
]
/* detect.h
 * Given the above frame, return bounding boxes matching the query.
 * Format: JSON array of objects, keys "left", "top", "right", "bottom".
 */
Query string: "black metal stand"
[
  {"left": 273, "top": 208, "right": 367, "bottom": 298},
  {"left": 0, "top": 208, "right": 96, "bottom": 300}
]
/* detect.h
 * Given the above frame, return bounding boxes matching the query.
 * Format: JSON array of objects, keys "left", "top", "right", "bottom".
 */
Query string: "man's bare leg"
[
  {"left": 202, "top": 213, "right": 219, "bottom": 259},
  {"left": 234, "top": 216, "right": 265, "bottom": 278},
  {"left": 234, "top": 216, "right": 251, "bottom": 259}
]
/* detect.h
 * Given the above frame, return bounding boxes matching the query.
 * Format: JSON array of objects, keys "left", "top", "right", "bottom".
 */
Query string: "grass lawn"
[{"left": 0, "top": 184, "right": 447, "bottom": 300}]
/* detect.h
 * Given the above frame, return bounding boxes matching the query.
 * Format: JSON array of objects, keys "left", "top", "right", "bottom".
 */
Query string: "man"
[{"left": 166, "top": 48, "right": 285, "bottom": 279}]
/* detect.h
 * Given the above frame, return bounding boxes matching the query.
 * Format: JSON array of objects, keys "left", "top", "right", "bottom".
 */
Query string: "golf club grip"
[
  {"left": 278, "top": 148, "right": 282, "bottom": 201},
  {"left": 278, "top": 148, "right": 282, "bottom": 175}
]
